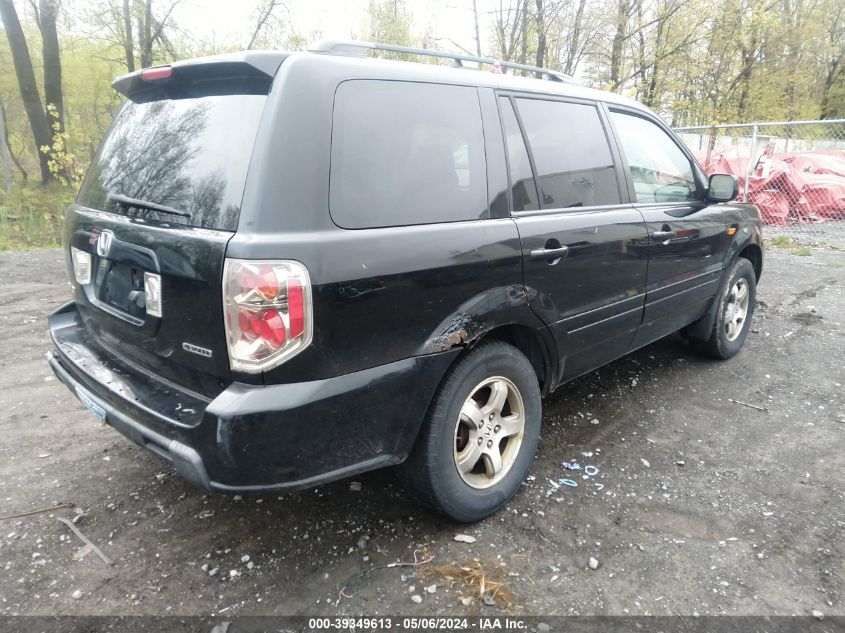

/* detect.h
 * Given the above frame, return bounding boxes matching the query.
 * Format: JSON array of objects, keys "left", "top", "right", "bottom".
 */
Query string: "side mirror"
[{"left": 708, "top": 174, "right": 739, "bottom": 202}]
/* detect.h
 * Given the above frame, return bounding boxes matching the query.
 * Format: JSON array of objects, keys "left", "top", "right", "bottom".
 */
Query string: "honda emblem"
[{"left": 96, "top": 230, "right": 113, "bottom": 257}]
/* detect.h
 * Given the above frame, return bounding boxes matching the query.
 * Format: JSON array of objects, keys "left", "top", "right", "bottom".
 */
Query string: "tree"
[
  {"left": 0, "top": 0, "right": 53, "bottom": 183},
  {"left": 607, "top": 0, "right": 636, "bottom": 91},
  {"left": 84, "top": 0, "right": 179, "bottom": 72},
  {"left": 248, "top": 0, "right": 280, "bottom": 48},
  {"left": 819, "top": 0, "right": 845, "bottom": 118},
  {"left": 562, "top": 0, "right": 588, "bottom": 75},
  {"left": 3, "top": 0, "right": 845, "bottom": 194},
  {"left": 491, "top": 0, "right": 528, "bottom": 63},
  {"left": 245, "top": 0, "right": 307, "bottom": 50},
  {"left": 30, "top": 0, "right": 63, "bottom": 132},
  {"left": 122, "top": 0, "right": 134, "bottom": 71},
  {"left": 362, "top": 0, "right": 416, "bottom": 50},
  {"left": 471, "top": 0, "right": 481, "bottom": 56},
  {"left": 0, "top": 99, "right": 15, "bottom": 189},
  {"left": 534, "top": 0, "right": 545, "bottom": 70},
  {"left": 135, "top": 0, "right": 178, "bottom": 68}
]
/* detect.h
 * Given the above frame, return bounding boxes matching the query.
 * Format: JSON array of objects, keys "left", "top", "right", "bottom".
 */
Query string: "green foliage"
[
  {"left": 823, "top": 73, "right": 845, "bottom": 119},
  {"left": 0, "top": 183, "right": 73, "bottom": 250},
  {"left": 40, "top": 103, "right": 84, "bottom": 187},
  {"left": 483, "top": 0, "right": 844, "bottom": 126},
  {"left": 0, "top": 30, "right": 124, "bottom": 188},
  {"left": 359, "top": 0, "right": 418, "bottom": 57},
  {"left": 2, "top": 0, "right": 843, "bottom": 242},
  {"left": 768, "top": 235, "right": 792, "bottom": 247},
  {"left": 616, "top": 0, "right": 839, "bottom": 124},
  {"left": 792, "top": 246, "right": 812, "bottom": 256}
]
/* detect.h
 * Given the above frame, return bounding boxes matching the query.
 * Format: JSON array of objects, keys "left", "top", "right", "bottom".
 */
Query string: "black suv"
[{"left": 47, "top": 41, "right": 763, "bottom": 522}]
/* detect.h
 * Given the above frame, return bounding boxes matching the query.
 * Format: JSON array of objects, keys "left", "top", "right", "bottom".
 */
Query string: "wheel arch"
[
  {"left": 476, "top": 323, "right": 555, "bottom": 396},
  {"left": 723, "top": 213, "right": 764, "bottom": 282},
  {"left": 738, "top": 242, "right": 763, "bottom": 281},
  {"left": 684, "top": 237, "right": 761, "bottom": 342},
  {"left": 416, "top": 286, "right": 559, "bottom": 395},
  {"left": 426, "top": 322, "right": 557, "bottom": 397}
]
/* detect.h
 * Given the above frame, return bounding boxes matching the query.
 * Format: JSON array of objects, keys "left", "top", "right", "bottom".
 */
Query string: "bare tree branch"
[{"left": 248, "top": 0, "right": 279, "bottom": 49}]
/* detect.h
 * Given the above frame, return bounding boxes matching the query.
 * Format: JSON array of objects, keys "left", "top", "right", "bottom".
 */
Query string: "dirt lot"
[{"left": 0, "top": 246, "right": 842, "bottom": 619}]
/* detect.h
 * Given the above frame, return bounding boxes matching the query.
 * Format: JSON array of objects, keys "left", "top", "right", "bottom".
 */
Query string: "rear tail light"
[
  {"left": 222, "top": 259, "right": 313, "bottom": 373},
  {"left": 70, "top": 247, "right": 91, "bottom": 285}
]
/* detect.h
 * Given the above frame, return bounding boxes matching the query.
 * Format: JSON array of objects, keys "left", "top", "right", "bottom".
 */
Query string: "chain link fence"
[{"left": 674, "top": 120, "right": 845, "bottom": 248}]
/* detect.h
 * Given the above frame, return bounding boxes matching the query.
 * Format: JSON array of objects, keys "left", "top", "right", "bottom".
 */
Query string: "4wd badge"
[{"left": 182, "top": 342, "right": 213, "bottom": 359}]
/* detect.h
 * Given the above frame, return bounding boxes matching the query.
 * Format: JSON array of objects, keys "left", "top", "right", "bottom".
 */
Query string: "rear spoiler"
[{"left": 112, "top": 51, "right": 288, "bottom": 102}]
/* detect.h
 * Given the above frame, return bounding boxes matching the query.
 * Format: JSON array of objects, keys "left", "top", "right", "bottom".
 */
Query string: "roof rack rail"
[{"left": 308, "top": 39, "right": 577, "bottom": 84}]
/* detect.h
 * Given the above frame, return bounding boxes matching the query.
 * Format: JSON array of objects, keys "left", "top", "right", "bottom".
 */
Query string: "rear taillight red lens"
[
  {"left": 287, "top": 278, "right": 304, "bottom": 338},
  {"left": 223, "top": 260, "right": 312, "bottom": 372},
  {"left": 258, "top": 309, "right": 287, "bottom": 348}
]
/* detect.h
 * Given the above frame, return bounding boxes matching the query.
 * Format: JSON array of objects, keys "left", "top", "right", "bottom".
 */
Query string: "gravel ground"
[
  {"left": 766, "top": 221, "right": 845, "bottom": 250},
  {"left": 0, "top": 246, "right": 842, "bottom": 618}
]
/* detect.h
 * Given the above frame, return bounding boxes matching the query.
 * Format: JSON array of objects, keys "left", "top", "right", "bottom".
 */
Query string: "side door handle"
[
  {"left": 652, "top": 230, "right": 675, "bottom": 241},
  {"left": 529, "top": 246, "right": 569, "bottom": 261}
]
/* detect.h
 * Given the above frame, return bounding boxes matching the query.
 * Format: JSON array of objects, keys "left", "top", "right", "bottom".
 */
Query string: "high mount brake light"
[
  {"left": 141, "top": 66, "right": 172, "bottom": 81},
  {"left": 222, "top": 259, "right": 313, "bottom": 373}
]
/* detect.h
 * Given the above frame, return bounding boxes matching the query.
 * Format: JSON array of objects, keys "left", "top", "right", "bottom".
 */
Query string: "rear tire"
[
  {"left": 689, "top": 257, "right": 757, "bottom": 360},
  {"left": 400, "top": 341, "right": 541, "bottom": 522}
]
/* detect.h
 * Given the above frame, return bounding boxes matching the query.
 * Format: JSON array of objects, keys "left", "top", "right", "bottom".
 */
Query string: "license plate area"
[
  {"left": 75, "top": 385, "right": 107, "bottom": 423},
  {"left": 99, "top": 261, "right": 145, "bottom": 317}
]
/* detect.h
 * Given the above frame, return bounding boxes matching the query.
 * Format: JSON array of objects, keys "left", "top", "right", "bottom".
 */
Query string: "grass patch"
[
  {"left": 0, "top": 184, "right": 76, "bottom": 251},
  {"left": 0, "top": 184, "right": 74, "bottom": 251},
  {"left": 766, "top": 235, "right": 792, "bottom": 248},
  {"left": 792, "top": 246, "right": 812, "bottom": 256}
]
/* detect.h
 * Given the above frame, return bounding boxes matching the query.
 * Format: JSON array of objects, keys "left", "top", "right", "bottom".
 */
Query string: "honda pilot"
[{"left": 47, "top": 41, "right": 763, "bottom": 521}]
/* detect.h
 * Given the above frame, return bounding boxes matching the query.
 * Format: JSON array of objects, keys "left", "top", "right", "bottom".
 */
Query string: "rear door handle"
[
  {"left": 529, "top": 246, "right": 569, "bottom": 260},
  {"left": 652, "top": 230, "right": 675, "bottom": 241}
]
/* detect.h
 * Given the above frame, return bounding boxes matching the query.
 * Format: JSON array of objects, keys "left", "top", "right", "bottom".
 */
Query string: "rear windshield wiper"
[{"left": 108, "top": 193, "right": 192, "bottom": 219}]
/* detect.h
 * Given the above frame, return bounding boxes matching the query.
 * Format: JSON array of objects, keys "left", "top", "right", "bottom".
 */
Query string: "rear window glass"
[
  {"left": 516, "top": 98, "right": 620, "bottom": 208},
  {"left": 77, "top": 94, "right": 266, "bottom": 231},
  {"left": 330, "top": 80, "right": 487, "bottom": 228}
]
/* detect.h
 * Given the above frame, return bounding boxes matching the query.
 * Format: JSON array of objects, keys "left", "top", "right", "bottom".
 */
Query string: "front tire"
[
  {"left": 401, "top": 341, "right": 542, "bottom": 522},
  {"left": 690, "top": 257, "right": 757, "bottom": 360}
]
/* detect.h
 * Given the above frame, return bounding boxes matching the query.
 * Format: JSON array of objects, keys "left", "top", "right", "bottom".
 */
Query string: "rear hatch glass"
[{"left": 77, "top": 93, "right": 266, "bottom": 231}]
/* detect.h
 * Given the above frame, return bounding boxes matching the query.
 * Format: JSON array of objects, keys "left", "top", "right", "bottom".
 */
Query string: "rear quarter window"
[{"left": 330, "top": 80, "right": 488, "bottom": 229}]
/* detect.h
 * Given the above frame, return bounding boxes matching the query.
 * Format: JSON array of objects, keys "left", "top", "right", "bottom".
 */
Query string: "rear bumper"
[{"left": 48, "top": 301, "right": 456, "bottom": 492}]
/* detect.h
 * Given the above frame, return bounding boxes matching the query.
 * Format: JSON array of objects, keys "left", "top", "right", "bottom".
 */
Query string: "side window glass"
[
  {"left": 499, "top": 98, "right": 539, "bottom": 212},
  {"left": 516, "top": 98, "right": 620, "bottom": 208},
  {"left": 330, "top": 80, "right": 487, "bottom": 228},
  {"left": 609, "top": 111, "right": 698, "bottom": 203}
]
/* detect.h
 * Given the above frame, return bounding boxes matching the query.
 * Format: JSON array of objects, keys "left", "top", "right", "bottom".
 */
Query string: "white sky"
[{"left": 170, "top": 0, "right": 499, "bottom": 56}]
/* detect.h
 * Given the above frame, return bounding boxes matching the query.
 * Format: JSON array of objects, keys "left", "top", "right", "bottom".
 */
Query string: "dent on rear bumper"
[{"left": 48, "top": 301, "right": 457, "bottom": 491}]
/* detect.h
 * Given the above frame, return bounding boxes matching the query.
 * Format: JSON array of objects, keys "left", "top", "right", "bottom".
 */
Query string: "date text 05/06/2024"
[{"left": 307, "top": 617, "right": 528, "bottom": 630}]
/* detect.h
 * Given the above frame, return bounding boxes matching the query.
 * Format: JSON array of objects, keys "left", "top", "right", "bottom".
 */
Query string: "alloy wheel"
[
  {"left": 725, "top": 278, "right": 750, "bottom": 341},
  {"left": 453, "top": 376, "right": 525, "bottom": 489}
]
